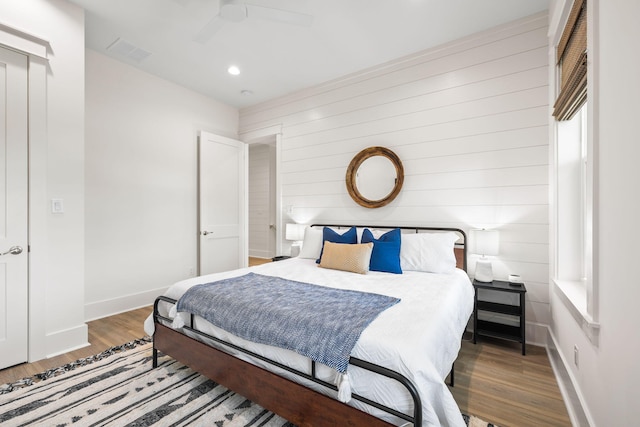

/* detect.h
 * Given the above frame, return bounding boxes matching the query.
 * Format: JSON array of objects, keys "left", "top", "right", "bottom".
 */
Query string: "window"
[
  {"left": 556, "top": 105, "right": 587, "bottom": 283},
  {"left": 552, "top": 0, "right": 599, "bottom": 342}
]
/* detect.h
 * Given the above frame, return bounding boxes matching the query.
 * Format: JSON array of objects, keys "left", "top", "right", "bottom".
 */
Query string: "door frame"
[
  {"left": 240, "top": 125, "right": 282, "bottom": 257},
  {"left": 247, "top": 138, "right": 277, "bottom": 259}
]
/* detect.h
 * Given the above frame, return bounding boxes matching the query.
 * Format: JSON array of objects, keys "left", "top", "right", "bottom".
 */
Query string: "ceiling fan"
[{"left": 193, "top": 0, "right": 314, "bottom": 43}]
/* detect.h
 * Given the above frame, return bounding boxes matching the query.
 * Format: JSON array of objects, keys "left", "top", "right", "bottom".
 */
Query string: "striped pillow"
[{"left": 319, "top": 241, "right": 373, "bottom": 274}]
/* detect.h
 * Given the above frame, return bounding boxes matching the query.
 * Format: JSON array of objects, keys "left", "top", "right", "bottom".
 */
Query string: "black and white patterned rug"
[{"left": 0, "top": 338, "right": 496, "bottom": 426}]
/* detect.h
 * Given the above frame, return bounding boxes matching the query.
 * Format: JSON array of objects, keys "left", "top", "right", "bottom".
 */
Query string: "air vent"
[{"left": 106, "top": 38, "right": 152, "bottom": 62}]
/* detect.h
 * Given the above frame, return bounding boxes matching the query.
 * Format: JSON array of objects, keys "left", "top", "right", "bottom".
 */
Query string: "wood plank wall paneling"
[{"left": 239, "top": 13, "right": 550, "bottom": 340}]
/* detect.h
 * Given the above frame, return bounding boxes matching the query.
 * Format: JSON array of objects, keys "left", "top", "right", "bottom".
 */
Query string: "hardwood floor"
[
  {"left": 0, "top": 307, "right": 571, "bottom": 427},
  {"left": 0, "top": 306, "right": 151, "bottom": 385},
  {"left": 452, "top": 336, "right": 572, "bottom": 427},
  {"left": 249, "top": 256, "right": 272, "bottom": 266}
]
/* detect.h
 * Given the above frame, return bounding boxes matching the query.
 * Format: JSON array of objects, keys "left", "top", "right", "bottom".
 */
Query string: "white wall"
[
  {"left": 0, "top": 0, "right": 87, "bottom": 359},
  {"left": 240, "top": 13, "right": 550, "bottom": 343},
  {"left": 549, "top": 1, "right": 640, "bottom": 426},
  {"left": 84, "top": 50, "right": 238, "bottom": 320}
]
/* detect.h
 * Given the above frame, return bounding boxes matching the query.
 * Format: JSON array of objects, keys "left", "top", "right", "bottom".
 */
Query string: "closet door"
[
  {"left": 198, "top": 131, "right": 247, "bottom": 275},
  {"left": 0, "top": 46, "right": 29, "bottom": 369}
]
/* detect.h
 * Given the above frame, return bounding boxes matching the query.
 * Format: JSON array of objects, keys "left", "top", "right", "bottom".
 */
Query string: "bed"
[{"left": 144, "top": 225, "right": 474, "bottom": 427}]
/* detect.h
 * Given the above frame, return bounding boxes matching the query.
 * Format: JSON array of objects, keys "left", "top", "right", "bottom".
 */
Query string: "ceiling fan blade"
[
  {"left": 247, "top": 4, "right": 313, "bottom": 27},
  {"left": 193, "top": 16, "right": 225, "bottom": 44}
]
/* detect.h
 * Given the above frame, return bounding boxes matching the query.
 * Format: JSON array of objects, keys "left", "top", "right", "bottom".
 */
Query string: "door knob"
[
  {"left": 202, "top": 231, "right": 213, "bottom": 236},
  {"left": 0, "top": 246, "right": 23, "bottom": 256}
]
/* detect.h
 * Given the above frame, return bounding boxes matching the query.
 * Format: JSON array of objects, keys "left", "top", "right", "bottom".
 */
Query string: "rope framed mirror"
[{"left": 345, "top": 146, "right": 404, "bottom": 208}]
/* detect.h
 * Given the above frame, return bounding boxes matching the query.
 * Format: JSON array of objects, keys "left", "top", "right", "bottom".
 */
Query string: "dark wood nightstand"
[{"left": 473, "top": 279, "right": 527, "bottom": 355}]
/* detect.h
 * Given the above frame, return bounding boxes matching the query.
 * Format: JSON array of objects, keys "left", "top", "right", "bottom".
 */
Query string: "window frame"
[{"left": 550, "top": 0, "right": 600, "bottom": 344}]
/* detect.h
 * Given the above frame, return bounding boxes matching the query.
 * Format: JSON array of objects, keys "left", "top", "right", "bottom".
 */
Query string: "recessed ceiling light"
[{"left": 227, "top": 65, "right": 240, "bottom": 75}]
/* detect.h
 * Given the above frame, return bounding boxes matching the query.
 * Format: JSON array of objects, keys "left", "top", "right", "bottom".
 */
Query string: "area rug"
[{"left": 0, "top": 338, "right": 496, "bottom": 426}]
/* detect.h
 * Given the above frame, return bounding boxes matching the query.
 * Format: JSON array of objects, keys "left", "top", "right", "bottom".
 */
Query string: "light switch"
[{"left": 51, "top": 198, "right": 64, "bottom": 214}]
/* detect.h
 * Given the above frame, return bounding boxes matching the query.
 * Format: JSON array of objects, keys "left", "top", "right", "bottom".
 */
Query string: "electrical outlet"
[
  {"left": 574, "top": 345, "right": 579, "bottom": 367},
  {"left": 187, "top": 266, "right": 195, "bottom": 277}
]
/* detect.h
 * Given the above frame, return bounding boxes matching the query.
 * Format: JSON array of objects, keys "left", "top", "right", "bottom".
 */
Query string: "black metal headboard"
[{"left": 309, "top": 224, "right": 467, "bottom": 272}]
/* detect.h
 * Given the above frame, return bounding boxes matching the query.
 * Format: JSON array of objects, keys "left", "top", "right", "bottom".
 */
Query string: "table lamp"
[{"left": 285, "top": 223, "right": 305, "bottom": 257}]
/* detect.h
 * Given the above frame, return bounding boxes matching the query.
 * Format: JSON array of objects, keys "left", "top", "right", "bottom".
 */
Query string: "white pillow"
[
  {"left": 356, "top": 227, "right": 388, "bottom": 242},
  {"left": 400, "top": 232, "right": 459, "bottom": 274},
  {"left": 298, "top": 226, "right": 323, "bottom": 259}
]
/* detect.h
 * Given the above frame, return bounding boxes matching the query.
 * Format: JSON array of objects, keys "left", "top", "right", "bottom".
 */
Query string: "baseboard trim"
[
  {"left": 546, "top": 328, "right": 593, "bottom": 427},
  {"left": 527, "top": 321, "right": 548, "bottom": 347},
  {"left": 45, "top": 323, "right": 89, "bottom": 359},
  {"left": 249, "top": 250, "right": 272, "bottom": 258},
  {"left": 84, "top": 286, "right": 168, "bottom": 322}
]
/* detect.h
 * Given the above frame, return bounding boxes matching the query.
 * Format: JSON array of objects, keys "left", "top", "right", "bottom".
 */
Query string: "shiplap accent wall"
[
  {"left": 248, "top": 143, "right": 276, "bottom": 259},
  {"left": 240, "top": 13, "right": 549, "bottom": 342}
]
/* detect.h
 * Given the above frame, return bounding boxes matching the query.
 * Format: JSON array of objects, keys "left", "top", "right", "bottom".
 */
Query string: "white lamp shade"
[
  {"left": 471, "top": 229, "right": 499, "bottom": 256},
  {"left": 285, "top": 223, "right": 305, "bottom": 241}
]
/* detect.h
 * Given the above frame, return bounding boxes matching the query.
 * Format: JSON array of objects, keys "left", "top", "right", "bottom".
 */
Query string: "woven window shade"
[{"left": 553, "top": 0, "right": 587, "bottom": 121}]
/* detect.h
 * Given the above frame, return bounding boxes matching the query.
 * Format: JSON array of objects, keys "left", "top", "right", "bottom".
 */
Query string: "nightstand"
[{"left": 473, "top": 279, "right": 527, "bottom": 355}]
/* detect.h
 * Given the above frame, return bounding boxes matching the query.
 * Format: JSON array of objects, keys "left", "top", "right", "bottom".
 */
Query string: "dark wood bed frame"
[{"left": 153, "top": 225, "right": 467, "bottom": 427}]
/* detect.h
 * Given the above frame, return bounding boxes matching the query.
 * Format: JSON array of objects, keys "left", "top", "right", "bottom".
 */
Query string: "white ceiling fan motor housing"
[{"left": 220, "top": 0, "right": 247, "bottom": 22}]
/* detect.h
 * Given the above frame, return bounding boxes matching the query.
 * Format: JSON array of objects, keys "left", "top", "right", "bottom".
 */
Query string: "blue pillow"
[
  {"left": 361, "top": 228, "right": 402, "bottom": 274},
  {"left": 316, "top": 226, "right": 358, "bottom": 263}
]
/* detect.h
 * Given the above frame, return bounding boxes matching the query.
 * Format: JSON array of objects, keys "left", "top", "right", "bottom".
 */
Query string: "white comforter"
[{"left": 144, "top": 257, "right": 473, "bottom": 427}]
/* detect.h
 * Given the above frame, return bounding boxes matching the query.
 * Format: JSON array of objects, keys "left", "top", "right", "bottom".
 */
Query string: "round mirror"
[
  {"left": 357, "top": 156, "right": 396, "bottom": 201},
  {"left": 346, "top": 146, "right": 404, "bottom": 208}
]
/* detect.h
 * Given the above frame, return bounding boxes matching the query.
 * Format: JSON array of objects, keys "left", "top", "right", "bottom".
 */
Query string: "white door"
[
  {"left": 0, "top": 47, "right": 29, "bottom": 369},
  {"left": 198, "top": 131, "right": 247, "bottom": 275}
]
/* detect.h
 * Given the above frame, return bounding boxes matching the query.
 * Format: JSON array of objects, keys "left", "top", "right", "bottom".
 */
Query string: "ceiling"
[{"left": 69, "top": 0, "right": 549, "bottom": 109}]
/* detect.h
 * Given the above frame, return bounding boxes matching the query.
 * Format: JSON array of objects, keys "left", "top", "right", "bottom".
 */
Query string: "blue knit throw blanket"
[{"left": 173, "top": 272, "right": 400, "bottom": 374}]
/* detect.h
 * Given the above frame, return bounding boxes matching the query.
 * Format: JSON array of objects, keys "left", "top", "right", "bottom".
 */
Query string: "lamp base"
[
  {"left": 475, "top": 259, "right": 494, "bottom": 282},
  {"left": 290, "top": 242, "right": 301, "bottom": 257}
]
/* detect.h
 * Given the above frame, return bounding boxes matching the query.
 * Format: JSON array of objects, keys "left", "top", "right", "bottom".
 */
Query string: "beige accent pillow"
[{"left": 319, "top": 241, "right": 373, "bottom": 274}]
